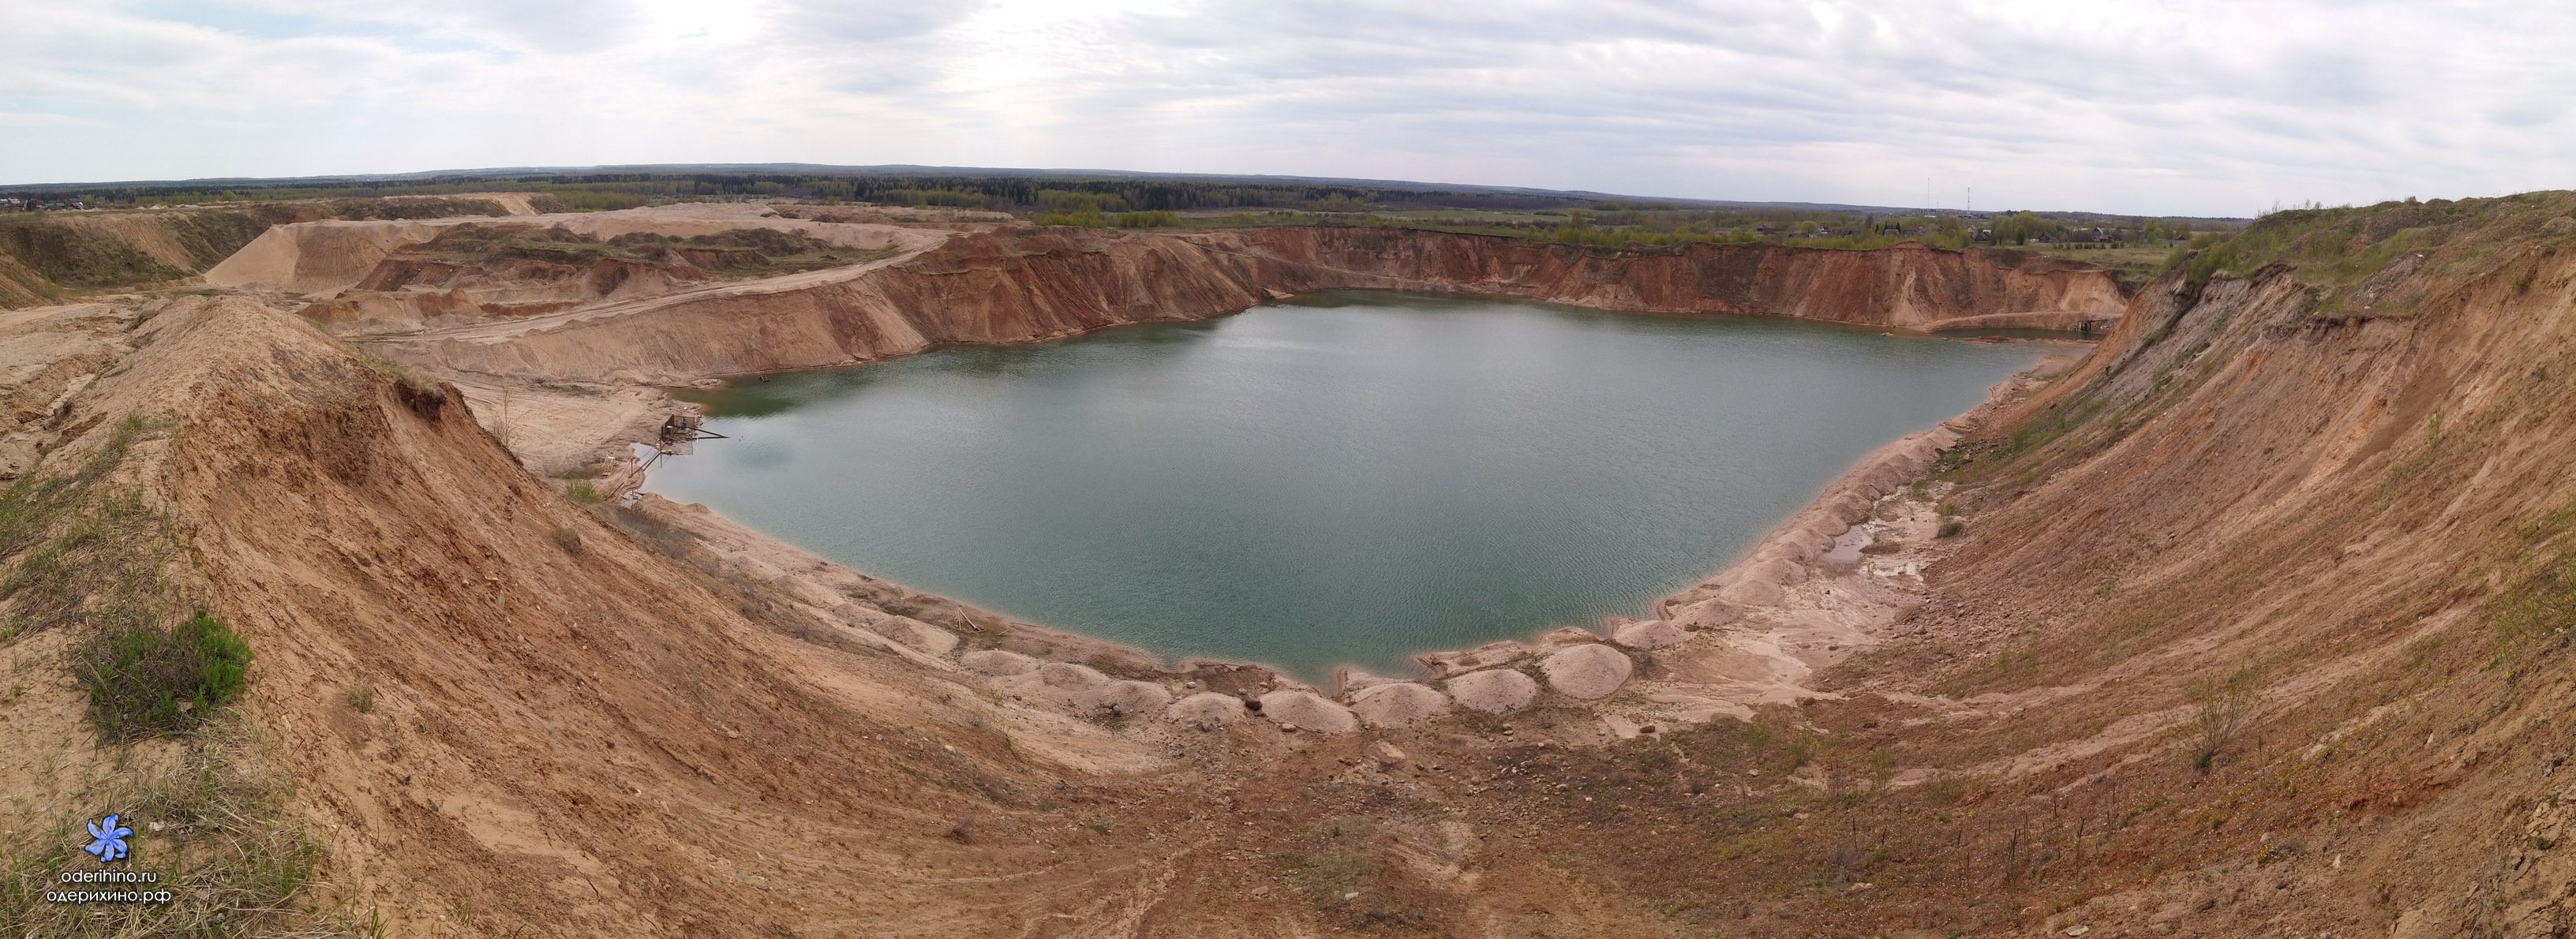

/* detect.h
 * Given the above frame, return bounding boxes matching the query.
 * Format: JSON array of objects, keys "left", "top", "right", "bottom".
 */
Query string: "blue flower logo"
[{"left": 82, "top": 814, "right": 133, "bottom": 863}]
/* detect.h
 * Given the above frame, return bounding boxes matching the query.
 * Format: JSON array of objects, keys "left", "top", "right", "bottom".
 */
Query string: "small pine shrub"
[
  {"left": 78, "top": 612, "right": 253, "bottom": 740},
  {"left": 552, "top": 526, "right": 582, "bottom": 554}
]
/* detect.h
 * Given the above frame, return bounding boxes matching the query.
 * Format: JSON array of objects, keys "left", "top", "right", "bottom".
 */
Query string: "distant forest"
[
  {"left": 0, "top": 171, "right": 1597, "bottom": 215},
  {"left": 0, "top": 169, "right": 2241, "bottom": 279}
]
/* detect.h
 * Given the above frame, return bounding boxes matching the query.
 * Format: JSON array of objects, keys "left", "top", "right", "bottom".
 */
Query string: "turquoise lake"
[{"left": 649, "top": 291, "right": 2046, "bottom": 679}]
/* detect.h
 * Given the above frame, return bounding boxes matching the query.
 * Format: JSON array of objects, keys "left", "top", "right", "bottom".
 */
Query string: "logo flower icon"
[{"left": 82, "top": 814, "right": 132, "bottom": 863}]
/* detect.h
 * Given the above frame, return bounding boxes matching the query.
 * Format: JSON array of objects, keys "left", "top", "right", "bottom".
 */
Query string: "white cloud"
[{"left": 0, "top": 0, "right": 2569, "bottom": 215}]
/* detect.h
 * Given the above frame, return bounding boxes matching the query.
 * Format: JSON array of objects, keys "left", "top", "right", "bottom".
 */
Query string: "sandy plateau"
[{"left": 10, "top": 193, "right": 2576, "bottom": 937}]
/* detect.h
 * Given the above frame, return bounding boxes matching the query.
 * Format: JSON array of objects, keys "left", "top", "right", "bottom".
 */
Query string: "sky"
[{"left": 1, "top": 1, "right": 2569, "bottom": 217}]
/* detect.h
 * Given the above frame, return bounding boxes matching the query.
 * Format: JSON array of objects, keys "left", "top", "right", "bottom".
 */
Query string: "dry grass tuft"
[
  {"left": 2187, "top": 663, "right": 2260, "bottom": 774},
  {"left": 0, "top": 721, "right": 360, "bottom": 936}
]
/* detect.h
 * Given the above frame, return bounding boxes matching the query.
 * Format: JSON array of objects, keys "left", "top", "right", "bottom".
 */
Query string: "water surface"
[{"left": 651, "top": 292, "right": 2043, "bottom": 679}]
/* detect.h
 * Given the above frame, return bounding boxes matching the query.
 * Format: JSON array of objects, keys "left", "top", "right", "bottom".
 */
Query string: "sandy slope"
[{"left": 1, "top": 291, "right": 1741, "bottom": 936}]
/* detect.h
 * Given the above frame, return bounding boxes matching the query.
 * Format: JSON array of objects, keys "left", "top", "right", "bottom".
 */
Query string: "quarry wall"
[{"left": 361, "top": 223, "right": 2127, "bottom": 383}]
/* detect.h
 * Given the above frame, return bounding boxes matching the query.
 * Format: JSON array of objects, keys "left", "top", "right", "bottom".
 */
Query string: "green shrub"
[
  {"left": 552, "top": 525, "right": 583, "bottom": 553},
  {"left": 1032, "top": 208, "right": 1107, "bottom": 227},
  {"left": 78, "top": 611, "right": 253, "bottom": 740},
  {"left": 566, "top": 480, "right": 602, "bottom": 504}
]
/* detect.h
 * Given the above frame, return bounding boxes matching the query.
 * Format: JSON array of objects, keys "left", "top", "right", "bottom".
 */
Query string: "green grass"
[
  {"left": 1031, "top": 208, "right": 1184, "bottom": 228},
  {"left": 0, "top": 416, "right": 262, "bottom": 744},
  {"left": 0, "top": 416, "right": 169, "bottom": 638},
  {"left": 2153, "top": 192, "right": 2576, "bottom": 318},
  {"left": 0, "top": 413, "right": 358, "bottom": 933},
  {"left": 77, "top": 612, "right": 253, "bottom": 742},
  {"left": 2487, "top": 496, "right": 2576, "bottom": 659},
  {"left": 2027, "top": 242, "right": 2179, "bottom": 288},
  {"left": 2004, "top": 398, "right": 2108, "bottom": 458},
  {"left": 0, "top": 215, "right": 186, "bottom": 289}
]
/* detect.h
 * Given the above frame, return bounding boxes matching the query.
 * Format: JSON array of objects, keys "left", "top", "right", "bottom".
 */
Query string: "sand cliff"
[{"left": 317, "top": 216, "right": 2124, "bottom": 384}]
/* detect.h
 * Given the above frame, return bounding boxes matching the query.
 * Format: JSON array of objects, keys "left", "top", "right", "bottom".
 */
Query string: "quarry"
[{"left": 6, "top": 189, "right": 2576, "bottom": 938}]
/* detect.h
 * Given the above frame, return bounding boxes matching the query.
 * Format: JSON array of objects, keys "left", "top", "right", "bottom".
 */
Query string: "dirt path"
[{"left": 345, "top": 229, "right": 961, "bottom": 350}]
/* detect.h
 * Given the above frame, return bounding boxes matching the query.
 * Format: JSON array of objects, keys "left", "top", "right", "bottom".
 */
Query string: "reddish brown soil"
[{"left": 362, "top": 223, "right": 2125, "bottom": 383}]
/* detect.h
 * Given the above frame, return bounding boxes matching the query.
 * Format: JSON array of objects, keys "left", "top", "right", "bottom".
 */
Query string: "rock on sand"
[
  {"left": 1444, "top": 668, "right": 1538, "bottom": 714},
  {"left": 1080, "top": 680, "right": 1174, "bottom": 715},
  {"left": 1166, "top": 692, "right": 1245, "bottom": 731},
  {"left": 961, "top": 649, "right": 1042, "bottom": 676},
  {"left": 1256, "top": 690, "right": 1357, "bottom": 734},
  {"left": 1348, "top": 683, "right": 1449, "bottom": 728},
  {"left": 1541, "top": 644, "right": 1633, "bottom": 700}
]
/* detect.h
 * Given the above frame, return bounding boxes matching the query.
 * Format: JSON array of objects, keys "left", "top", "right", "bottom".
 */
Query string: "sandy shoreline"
[{"left": 545, "top": 330, "right": 2082, "bottom": 735}]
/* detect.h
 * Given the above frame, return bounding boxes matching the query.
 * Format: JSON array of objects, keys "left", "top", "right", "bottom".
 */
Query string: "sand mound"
[
  {"left": 1541, "top": 644, "right": 1633, "bottom": 700},
  {"left": 1444, "top": 669, "right": 1539, "bottom": 713},
  {"left": 1166, "top": 692, "right": 1245, "bottom": 731},
  {"left": 961, "top": 649, "right": 1041, "bottom": 676},
  {"left": 1040, "top": 662, "right": 1112, "bottom": 688},
  {"left": 1611, "top": 619, "right": 1688, "bottom": 649},
  {"left": 863, "top": 615, "right": 959, "bottom": 657},
  {"left": 1348, "top": 683, "right": 1450, "bottom": 728},
  {"left": 999, "top": 664, "right": 1174, "bottom": 716},
  {"left": 204, "top": 220, "right": 448, "bottom": 294},
  {"left": 1084, "top": 680, "right": 1174, "bottom": 716},
  {"left": 1717, "top": 579, "right": 1787, "bottom": 607},
  {"left": 1256, "top": 690, "right": 1357, "bottom": 734}
]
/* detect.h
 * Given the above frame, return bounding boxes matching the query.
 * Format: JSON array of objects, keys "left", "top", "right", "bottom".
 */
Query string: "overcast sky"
[{"left": 2, "top": 1, "right": 2567, "bottom": 216}]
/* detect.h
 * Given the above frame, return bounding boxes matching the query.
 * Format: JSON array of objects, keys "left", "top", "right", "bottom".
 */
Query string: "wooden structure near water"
[{"left": 658, "top": 413, "right": 727, "bottom": 444}]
